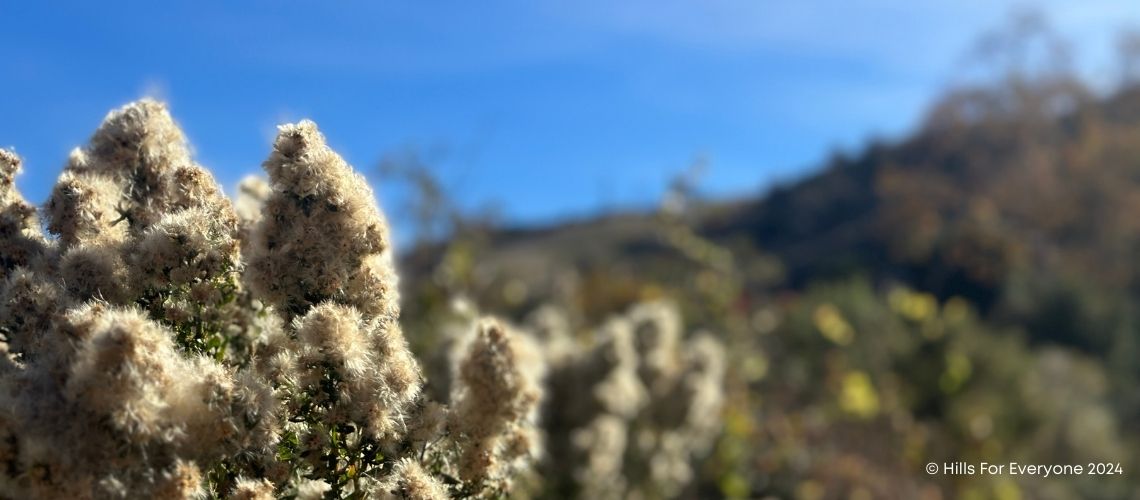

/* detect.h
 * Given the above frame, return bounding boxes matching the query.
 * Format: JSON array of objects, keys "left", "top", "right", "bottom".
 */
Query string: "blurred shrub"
[
  {"left": 743, "top": 279, "right": 1136, "bottom": 499},
  {"left": 528, "top": 302, "right": 726, "bottom": 500},
  {"left": 425, "top": 301, "right": 728, "bottom": 500}
]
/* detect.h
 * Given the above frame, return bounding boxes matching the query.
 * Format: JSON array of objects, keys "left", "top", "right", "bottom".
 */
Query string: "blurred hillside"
[
  {"left": 405, "top": 73, "right": 1140, "bottom": 350},
  {"left": 395, "top": 17, "right": 1140, "bottom": 499}
]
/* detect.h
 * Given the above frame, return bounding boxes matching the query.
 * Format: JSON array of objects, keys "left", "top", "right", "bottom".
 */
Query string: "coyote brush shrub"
[
  {"left": 527, "top": 302, "right": 726, "bottom": 499},
  {"left": 0, "top": 100, "right": 541, "bottom": 499},
  {"left": 426, "top": 298, "right": 727, "bottom": 499}
]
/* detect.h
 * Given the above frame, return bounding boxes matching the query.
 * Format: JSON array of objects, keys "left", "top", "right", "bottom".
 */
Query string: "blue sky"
[{"left": 3, "top": 1, "right": 1140, "bottom": 244}]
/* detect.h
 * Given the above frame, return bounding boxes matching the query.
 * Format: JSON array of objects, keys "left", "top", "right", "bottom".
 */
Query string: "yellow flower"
[
  {"left": 814, "top": 303, "right": 854, "bottom": 345},
  {"left": 840, "top": 371, "right": 880, "bottom": 419}
]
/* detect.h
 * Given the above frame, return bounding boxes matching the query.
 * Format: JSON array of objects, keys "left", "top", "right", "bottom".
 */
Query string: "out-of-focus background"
[{"left": 6, "top": 1, "right": 1140, "bottom": 498}]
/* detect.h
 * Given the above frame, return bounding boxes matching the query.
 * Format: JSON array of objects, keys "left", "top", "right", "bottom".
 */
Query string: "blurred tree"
[
  {"left": 378, "top": 147, "right": 500, "bottom": 247},
  {"left": 1117, "top": 29, "right": 1140, "bottom": 87},
  {"left": 966, "top": 8, "right": 1072, "bottom": 84}
]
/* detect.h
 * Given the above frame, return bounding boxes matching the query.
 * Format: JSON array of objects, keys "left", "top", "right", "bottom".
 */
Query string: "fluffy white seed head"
[
  {"left": 0, "top": 150, "right": 48, "bottom": 277},
  {"left": 450, "top": 319, "right": 544, "bottom": 484},
  {"left": 628, "top": 301, "right": 683, "bottom": 395},
  {"left": 247, "top": 120, "right": 398, "bottom": 321}
]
